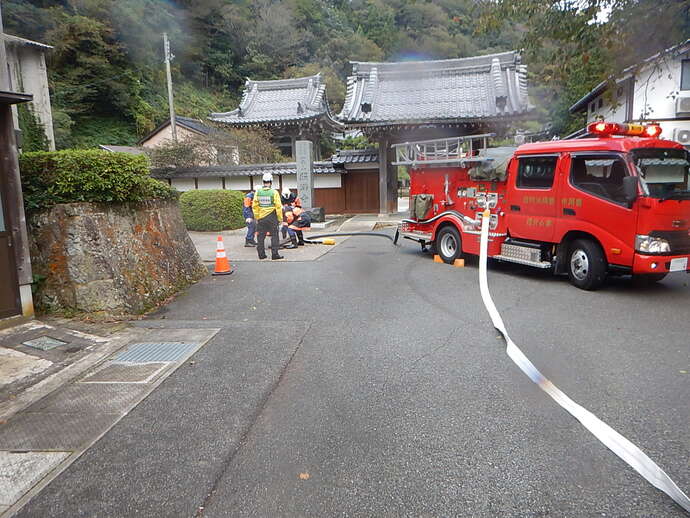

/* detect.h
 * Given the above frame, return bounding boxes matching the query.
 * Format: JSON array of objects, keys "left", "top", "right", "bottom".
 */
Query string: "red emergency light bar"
[{"left": 587, "top": 121, "right": 662, "bottom": 138}]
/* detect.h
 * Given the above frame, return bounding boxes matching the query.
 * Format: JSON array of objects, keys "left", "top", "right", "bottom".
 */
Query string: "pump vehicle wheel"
[
  {"left": 567, "top": 239, "right": 606, "bottom": 290},
  {"left": 436, "top": 225, "right": 462, "bottom": 264}
]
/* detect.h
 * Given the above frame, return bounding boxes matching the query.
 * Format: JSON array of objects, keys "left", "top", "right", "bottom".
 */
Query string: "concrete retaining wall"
[{"left": 28, "top": 199, "right": 207, "bottom": 315}]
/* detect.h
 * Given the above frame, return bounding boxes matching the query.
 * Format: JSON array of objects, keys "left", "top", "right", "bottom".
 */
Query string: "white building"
[
  {"left": 3, "top": 33, "right": 55, "bottom": 150},
  {"left": 569, "top": 39, "right": 690, "bottom": 147}
]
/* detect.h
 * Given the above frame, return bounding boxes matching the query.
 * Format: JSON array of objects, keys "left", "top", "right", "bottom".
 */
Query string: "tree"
[{"left": 147, "top": 127, "right": 285, "bottom": 169}]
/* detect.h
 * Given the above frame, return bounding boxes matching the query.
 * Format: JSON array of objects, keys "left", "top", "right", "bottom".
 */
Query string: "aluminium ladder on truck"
[{"left": 391, "top": 133, "right": 496, "bottom": 169}]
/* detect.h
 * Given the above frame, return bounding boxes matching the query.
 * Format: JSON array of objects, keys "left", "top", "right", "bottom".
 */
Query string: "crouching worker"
[
  {"left": 252, "top": 173, "right": 284, "bottom": 260},
  {"left": 243, "top": 191, "right": 257, "bottom": 247},
  {"left": 280, "top": 188, "right": 296, "bottom": 241},
  {"left": 289, "top": 204, "right": 311, "bottom": 246}
]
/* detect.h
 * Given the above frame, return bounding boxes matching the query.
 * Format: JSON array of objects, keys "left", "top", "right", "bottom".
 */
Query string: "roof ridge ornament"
[{"left": 491, "top": 57, "right": 508, "bottom": 113}]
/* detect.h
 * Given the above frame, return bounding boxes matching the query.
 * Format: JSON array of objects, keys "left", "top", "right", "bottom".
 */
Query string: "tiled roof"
[
  {"left": 151, "top": 161, "right": 339, "bottom": 179},
  {"left": 331, "top": 148, "right": 379, "bottom": 164},
  {"left": 338, "top": 51, "right": 531, "bottom": 125},
  {"left": 210, "top": 75, "right": 331, "bottom": 126}
]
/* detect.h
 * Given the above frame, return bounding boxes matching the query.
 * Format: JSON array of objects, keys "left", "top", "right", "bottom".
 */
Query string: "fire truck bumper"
[{"left": 633, "top": 253, "right": 690, "bottom": 274}]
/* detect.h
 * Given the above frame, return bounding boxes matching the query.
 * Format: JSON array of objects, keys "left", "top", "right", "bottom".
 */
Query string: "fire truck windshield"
[{"left": 632, "top": 148, "right": 690, "bottom": 201}]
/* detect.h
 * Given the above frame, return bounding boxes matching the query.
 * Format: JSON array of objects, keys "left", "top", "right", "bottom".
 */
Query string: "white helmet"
[
  {"left": 262, "top": 172, "right": 273, "bottom": 183},
  {"left": 282, "top": 187, "right": 291, "bottom": 196}
]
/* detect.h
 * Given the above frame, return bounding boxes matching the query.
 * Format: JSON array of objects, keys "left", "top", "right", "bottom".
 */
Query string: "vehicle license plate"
[{"left": 669, "top": 257, "right": 688, "bottom": 272}]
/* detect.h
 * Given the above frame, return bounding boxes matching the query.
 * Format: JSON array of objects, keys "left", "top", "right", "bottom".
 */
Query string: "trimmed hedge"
[
  {"left": 19, "top": 150, "right": 177, "bottom": 211},
  {"left": 179, "top": 190, "right": 245, "bottom": 232}
]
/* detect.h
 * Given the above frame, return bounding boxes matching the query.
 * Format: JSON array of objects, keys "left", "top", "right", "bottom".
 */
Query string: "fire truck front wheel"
[
  {"left": 436, "top": 225, "right": 462, "bottom": 264},
  {"left": 567, "top": 239, "right": 607, "bottom": 290}
]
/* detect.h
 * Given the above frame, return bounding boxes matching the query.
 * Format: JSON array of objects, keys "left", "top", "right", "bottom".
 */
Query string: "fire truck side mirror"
[{"left": 623, "top": 176, "right": 639, "bottom": 206}]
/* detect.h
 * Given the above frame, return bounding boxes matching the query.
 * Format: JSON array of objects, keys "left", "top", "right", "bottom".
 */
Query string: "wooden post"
[
  {"left": 0, "top": 6, "right": 33, "bottom": 317},
  {"left": 377, "top": 137, "right": 389, "bottom": 216}
]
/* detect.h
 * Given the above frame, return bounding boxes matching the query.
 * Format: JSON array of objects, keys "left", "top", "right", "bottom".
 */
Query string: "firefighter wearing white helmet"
[{"left": 252, "top": 173, "right": 284, "bottom": 260}]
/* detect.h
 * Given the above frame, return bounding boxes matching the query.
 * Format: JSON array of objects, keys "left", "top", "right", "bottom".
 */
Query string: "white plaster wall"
[
  {"left": 197, "top": 178, "right": 223, "bottom": 190},
  {"left": 588, "top": 49, "right": 690, "bottom": 126},
  {"left": 661, "top": 120, "right": 690, "bottom": 145},
  {"left": 6, "top": 44, "right": 55, "bottom": 150},
  {"left": 314, "top": 173, "right": 342, "bottom": 188},
  {"left": 251, "top": 176, "right": 264, "bottom": 189},
  {"left": 587, "top": 88, "right": 629, "bottom": 123},
  {"left": 281, "top": 175, "right": 297, "bottom": 189},
  {"left": 632, "top": 58, "right": 683, "bottom": 120},
  {"left": 225, "top": 177, "right": 251, "bottom": 190},
  {"left": 171, "top": 178, "right": 196, "bottom": 191}
]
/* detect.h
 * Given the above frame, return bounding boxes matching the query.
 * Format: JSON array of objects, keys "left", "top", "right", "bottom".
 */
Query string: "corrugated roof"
[
  {"left": 151, "top": 161, "right": 339, "bottom": 179},
  {"left": 331, "top": 148, "right": 379, "bottom": 164},
  {"left": 176, "top": 116, "right": 211, "bottom": 135},
  {"left": 99, "top": 145, "right": 145, "bottom": 155},
  {"left": 338, "top": 51, "right": 532, "bottom": 125},
  {"left": 2, "top": 34, "right": 53, "bottom": 50},
  {"left": 210, "top": 74, "right": 331, "bottom": 125},
  {"left": 138, "top": 116, "right": 211, "bottom": 145}
]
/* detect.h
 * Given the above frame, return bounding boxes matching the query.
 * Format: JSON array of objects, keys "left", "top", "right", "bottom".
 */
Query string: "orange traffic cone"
[{"left": 212, "top": 236, "right": 233, "bottom": 275}]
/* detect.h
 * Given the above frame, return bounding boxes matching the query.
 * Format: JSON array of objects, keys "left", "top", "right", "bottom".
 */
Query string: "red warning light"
[
  {"left": 587, "top": 121, "right": 662, "bottom": 138},
  {"left": 643, "top": 124, "right": 662, "bottom": 138}
]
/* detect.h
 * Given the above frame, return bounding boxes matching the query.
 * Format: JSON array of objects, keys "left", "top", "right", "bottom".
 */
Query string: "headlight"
[{"left": 635, "top": 235, "right": 671, "bottom": 254}]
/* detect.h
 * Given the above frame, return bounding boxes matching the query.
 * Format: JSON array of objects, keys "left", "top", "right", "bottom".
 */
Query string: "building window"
[
  {"left": 517, "top": 156, "right": 558, "bottom": 189},
  {"left": 597, "top": 98, "right": 603, "bottom": 109},
  {"left": 682, "top": 59, "right": 690, "bottom": 90},
  {"left": 590, "top": 102, "right": 595, "bottom": 113}
]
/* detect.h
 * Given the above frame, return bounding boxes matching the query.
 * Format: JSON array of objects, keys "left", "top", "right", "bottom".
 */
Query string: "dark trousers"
[
  {"left": 245, "top": 219, "right": 256, "bottom": 241},
  {"left": 256, "top": 211, "right": 280, "bottom": 259}
]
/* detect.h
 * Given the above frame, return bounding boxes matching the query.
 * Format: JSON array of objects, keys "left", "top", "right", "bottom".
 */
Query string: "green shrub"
[
  {"left": 179, "top": 190, "right": 245, "bottom": 232},
  {"left": 19, "top": 150, "right": 177, "bottom": 211}
]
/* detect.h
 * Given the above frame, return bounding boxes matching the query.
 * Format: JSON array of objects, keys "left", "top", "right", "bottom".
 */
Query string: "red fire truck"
[{"left": 396, "top": 122, "right": 690, "bottom": 290}]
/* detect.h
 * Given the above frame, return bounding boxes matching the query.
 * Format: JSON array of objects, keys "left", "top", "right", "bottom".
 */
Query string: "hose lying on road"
[
  {"left": 303, "top": 231, "right": 400, "bottom": 245},
  {"left": 477, "top": 209, "right": 690, "bottom": 514}
]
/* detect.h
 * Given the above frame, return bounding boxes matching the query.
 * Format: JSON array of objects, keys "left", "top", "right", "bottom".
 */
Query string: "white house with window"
[{"left": 569, "top": 39, "right": 690, "bottom": 147}]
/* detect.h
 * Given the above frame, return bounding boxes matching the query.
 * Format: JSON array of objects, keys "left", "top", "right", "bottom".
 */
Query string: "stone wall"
[{"left": 28, "top": 199, "right": 207, "bottom": 315}]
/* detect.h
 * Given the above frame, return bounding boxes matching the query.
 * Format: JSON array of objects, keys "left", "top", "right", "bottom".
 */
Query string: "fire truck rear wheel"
[
  {"left": 436, "top": 225, "right": 462, "bottom": 264},
  {"left": 567, "top": 239, "right": 606, "bottom": 290}
]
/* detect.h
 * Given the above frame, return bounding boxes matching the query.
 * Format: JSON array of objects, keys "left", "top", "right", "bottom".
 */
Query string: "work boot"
[
  {"left": 271, "top": 254, "right": 284, "bottom": 260},
  {"left": 245, "top": 239, "right": 256, "bottom": 247},
  {"left": 258, "top": 254, "right": 267, "bottom": 260}
]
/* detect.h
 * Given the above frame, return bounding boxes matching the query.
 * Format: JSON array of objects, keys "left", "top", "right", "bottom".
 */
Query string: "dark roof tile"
[
  {"left": 210, "top": 75, "right": 333, "bottom": 126},
  {"left": 338, "top": 52, "right": 532, "bottom": 125},
  {"left": 151, "top": 161, "right": 338, "bottom": 179}
]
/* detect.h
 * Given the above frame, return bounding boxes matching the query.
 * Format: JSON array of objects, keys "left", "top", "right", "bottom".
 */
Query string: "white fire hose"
[{"left": 478, "top": 209, "right": 690, "bottom": 513}]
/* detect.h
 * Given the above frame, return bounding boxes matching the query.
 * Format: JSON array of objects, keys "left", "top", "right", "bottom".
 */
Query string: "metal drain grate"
[
  {"left": 81, "top": 363, "right": 168, "bottom": 383},
  {"left": 22, "top": 336, "right": 68, "bottom": 351},
  {"left": 113, "top": 342, "right": 197, "bottom": 363}
]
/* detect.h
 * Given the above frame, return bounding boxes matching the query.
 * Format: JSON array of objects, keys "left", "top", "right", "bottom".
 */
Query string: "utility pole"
[{"left": 163, "top": 32, "right": 177, "bottom": 142}]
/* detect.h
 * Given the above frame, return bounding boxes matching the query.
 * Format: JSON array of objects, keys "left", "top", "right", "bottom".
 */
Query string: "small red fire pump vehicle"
[{"left": 396, "top": 122, "right": 690, "bottom": 290}]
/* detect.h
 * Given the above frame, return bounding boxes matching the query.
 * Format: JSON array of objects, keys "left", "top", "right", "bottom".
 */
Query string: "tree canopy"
[{"left": 5, "top": 0, "right": 688, "bottom": 147}]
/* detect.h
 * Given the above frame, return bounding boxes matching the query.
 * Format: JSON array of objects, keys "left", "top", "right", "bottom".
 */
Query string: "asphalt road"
[{"left": 16, "top": 233, "right": 690, "bottom": 517}]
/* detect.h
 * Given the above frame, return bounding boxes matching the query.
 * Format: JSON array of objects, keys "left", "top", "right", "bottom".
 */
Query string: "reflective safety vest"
[
  {"left": 252, "top": 188, "right": 283, "bottom": 220},
  {"left": 256, "top": 188, "right": 275, "bottom": 207}
]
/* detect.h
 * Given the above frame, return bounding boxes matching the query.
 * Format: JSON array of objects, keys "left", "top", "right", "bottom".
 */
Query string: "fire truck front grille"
[{"left": 650, "top": 230, "right": 690, "bottom": 254}]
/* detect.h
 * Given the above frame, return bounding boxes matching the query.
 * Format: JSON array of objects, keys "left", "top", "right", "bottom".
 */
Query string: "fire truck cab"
[{"left": 396, "top": 122, "right": 690, "bottom": 290}]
